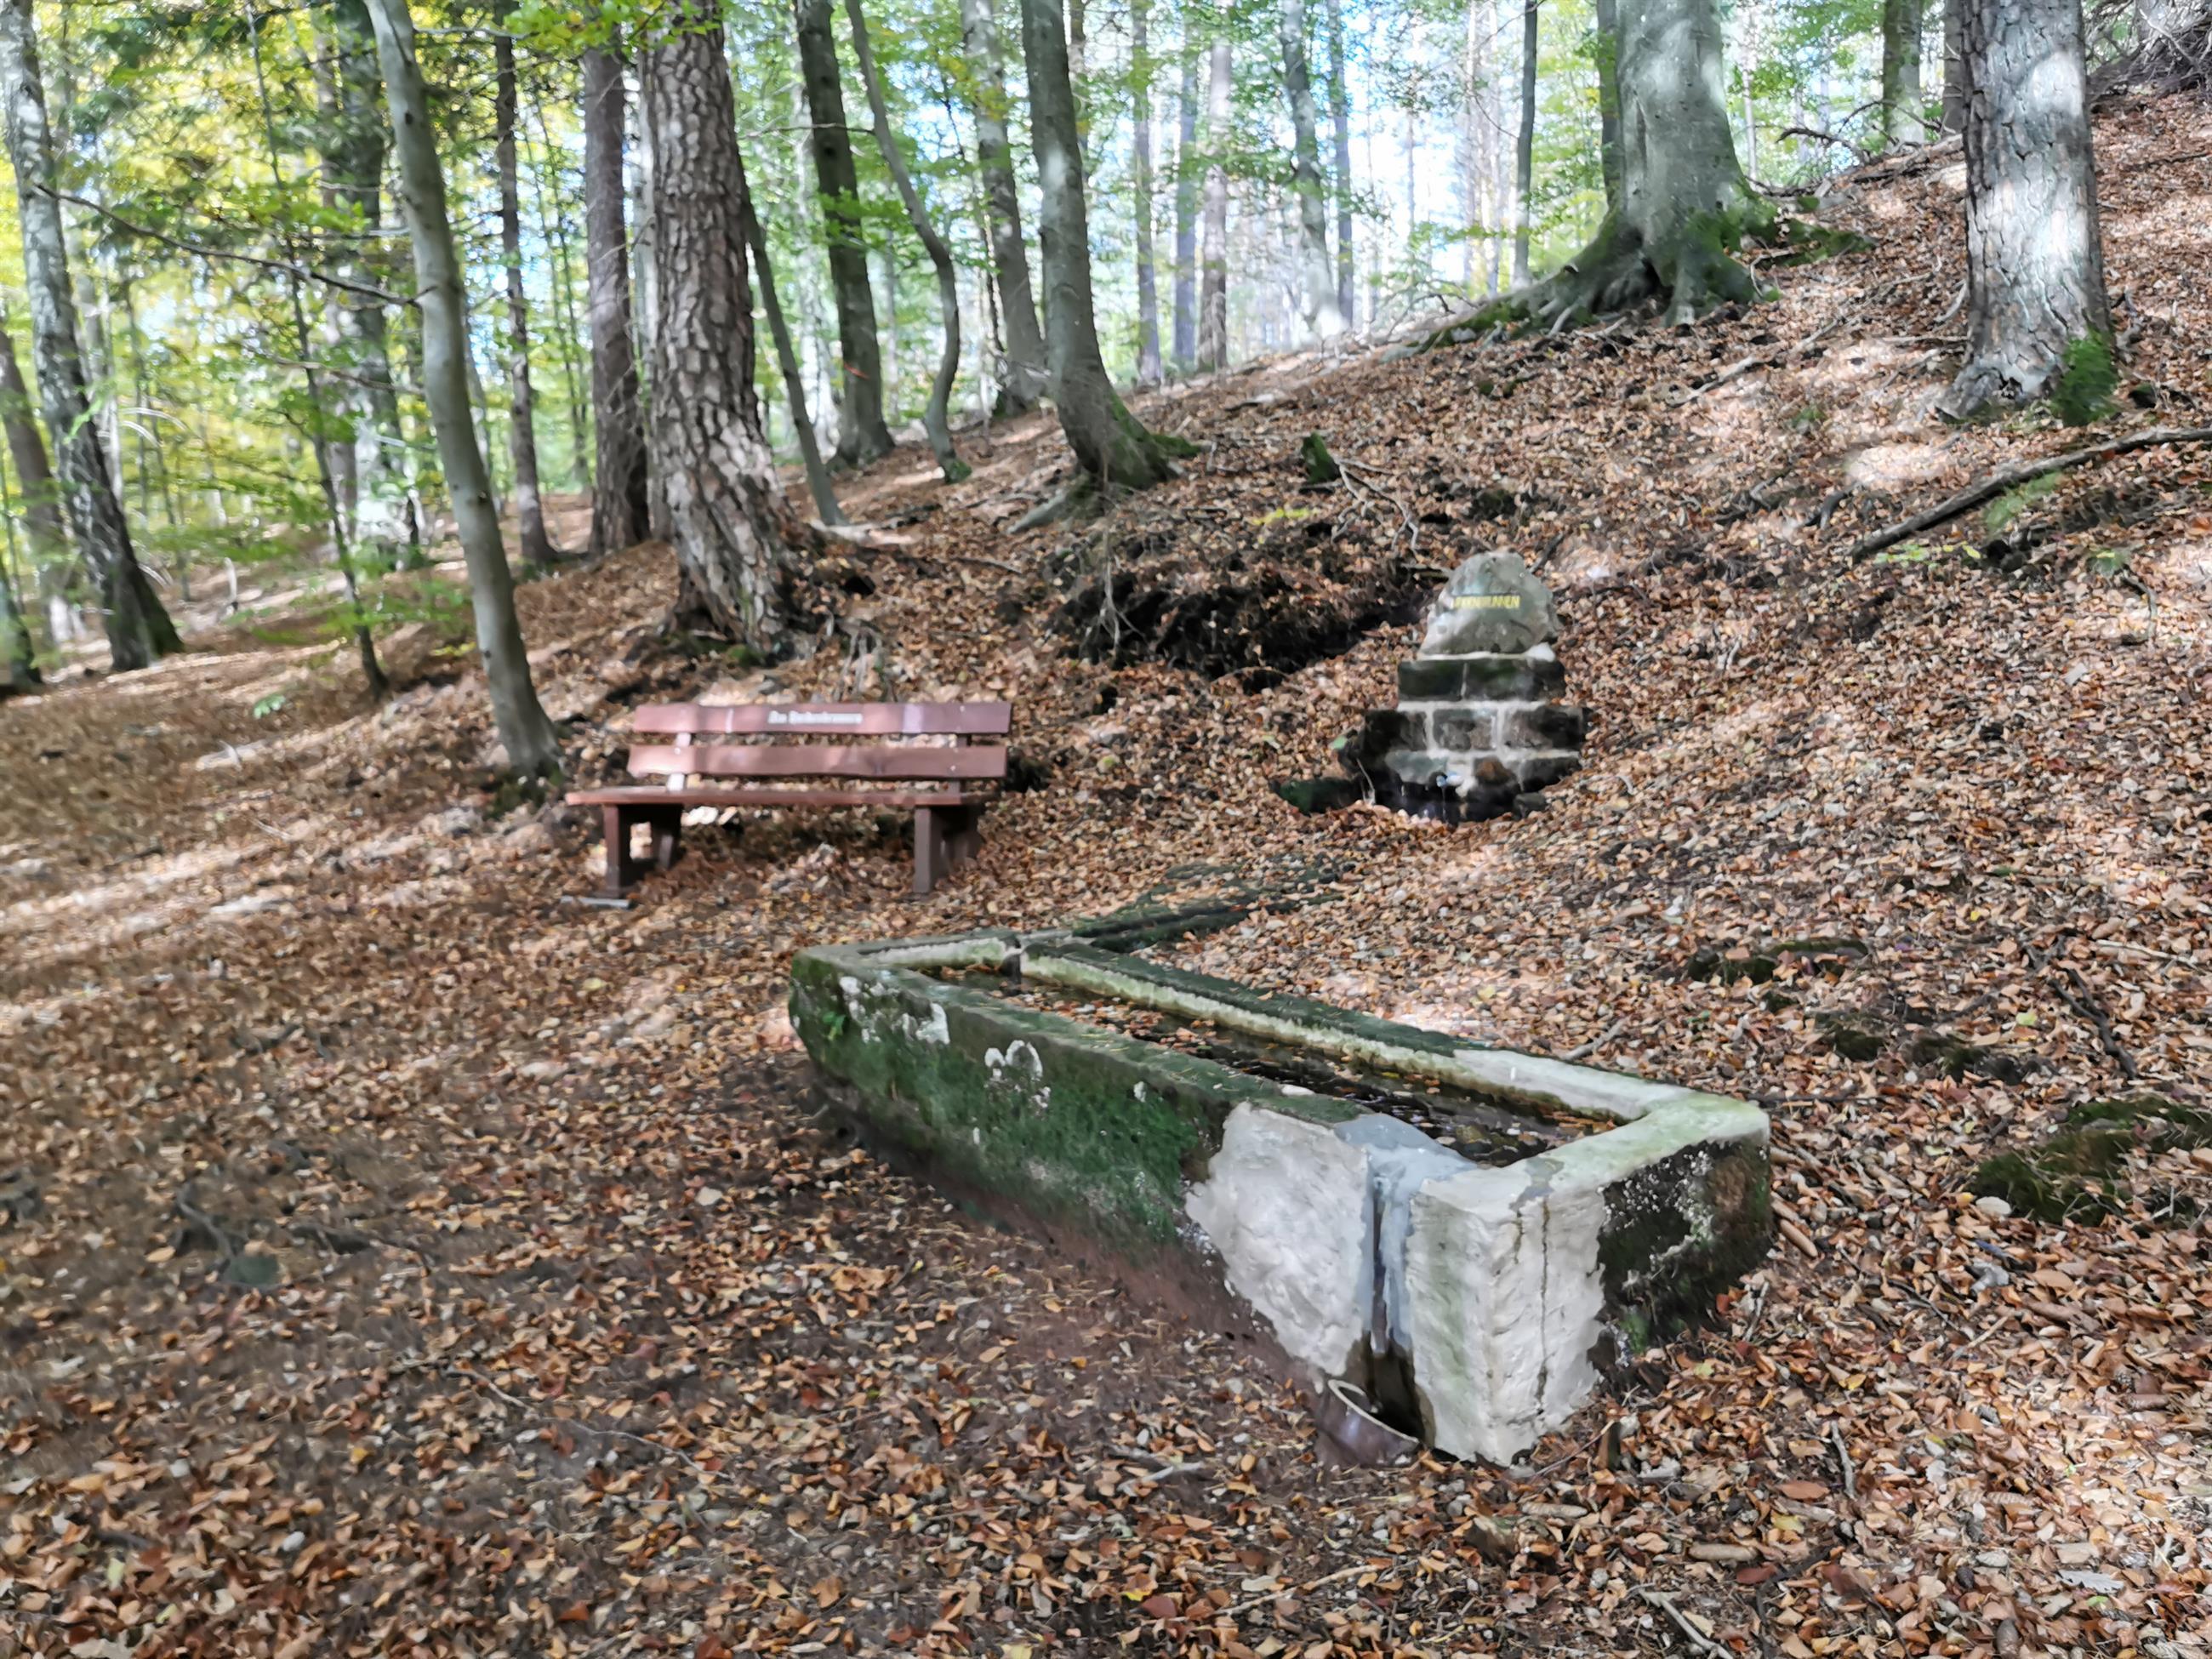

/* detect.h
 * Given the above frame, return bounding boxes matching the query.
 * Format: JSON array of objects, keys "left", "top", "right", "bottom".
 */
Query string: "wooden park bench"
[{"left": 567, "top": 701, "right": 1011, "bottom": 898}]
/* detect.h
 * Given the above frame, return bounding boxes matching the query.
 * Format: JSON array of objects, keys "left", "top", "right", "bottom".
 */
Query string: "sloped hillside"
[{"left": 1, "top": 97, "right": 2208, "bottom": 1659}]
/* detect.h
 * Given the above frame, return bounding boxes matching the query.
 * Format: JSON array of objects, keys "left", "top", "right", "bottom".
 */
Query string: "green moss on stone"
[
  {"left": 1596, "top": 1142, "right": 1770, "bottom": 1348},
  {"left": 1969, "top": 1094, "right": 2209, "bottom": 1225}
]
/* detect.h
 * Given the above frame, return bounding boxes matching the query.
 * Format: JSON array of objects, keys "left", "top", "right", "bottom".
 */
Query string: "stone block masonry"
[
  {"left": 1284, "top": 550, "right": 1589, "bottom": 823},
  {"left": 792, "top": 929, "right": 1770, "bottom": 1464}
]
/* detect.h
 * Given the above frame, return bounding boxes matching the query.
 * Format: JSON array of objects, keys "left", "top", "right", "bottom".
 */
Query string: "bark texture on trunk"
[
  {"left": 1594, "top": 0, "right": 1624, "bottom": 203},
  {"left": 1942, "top": 0, "right": 1967, "bottom": 129},
  {"left": 1172, "top": 46, "right": 1199, "bottom": 368},
  {"left": 1881, "top": 0, "right": 1924, "bottom": 147},
  {"left": 1513, "top": 0, "right": 1538, "bottom": 284},
  {"left": 1020, "top": 0, "right": 1185, "bottom": 497},
  {"left": 364, "top": 0, "right": 563, "bottom": 775},
  {"left": 583, "top": 44, "right": 651, "bottom": 559},
  {"left": 1485, "top": 0, "right": 1771, "bottom": 331},
  {"left": 794, "top": 0, "right": 893, "bottom": 467},
  {"left": 0, "top": 313, "right": 69, "bottom": 571},
  {"left": 1325, "top": 0, "right": 1354, "bottom": 328},
  {"left": 957, "top": 0, "right": 1047, "bottom": 411},
  {"left": 845, "top": 0, "right": 971, "bottom": 481},
  {"left": 0, "top": 0, "right": 174, "bottom": 670},
  {"left": 1132, "top": 0, "right": 1164, "bottom": 385},
  {"left": 496, "top": 17, "right": 556, "bottom": 564},
  {"left": 739, "top": 178, "right": 842, "bottom": 525},
  {"left": 1278, "top": 0, "right": 1342, "bottom": 339},
  {"left": 325, "top": 0, "right": 418, "bottom": 570},
  {"left": 1941, "top": 0, "right": 2110, "bottom": 419},
  {"left": 640, "top": 0, "right": 804, "bottom": 652},
  {"left": 1198, "top": 34, "right": 1232, "bottom": 369},
  {"left": 0, "top": 549, "right": 35, "bottom": 691}
]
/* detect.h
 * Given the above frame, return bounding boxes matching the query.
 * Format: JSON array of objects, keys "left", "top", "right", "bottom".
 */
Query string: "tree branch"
[
  {"left": 51, "top": 190, "right": 414, "bottom": 307},
  {"left": 1844, "top": 426, "right": 2212, "bottom": 560}
]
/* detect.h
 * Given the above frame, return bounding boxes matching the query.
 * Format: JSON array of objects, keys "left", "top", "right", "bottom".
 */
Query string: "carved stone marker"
[{"left": 1277, "top": 550, "right": 1588, "bottom": 823}]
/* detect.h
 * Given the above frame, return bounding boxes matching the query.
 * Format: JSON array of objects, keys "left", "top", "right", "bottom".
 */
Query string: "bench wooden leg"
[
  {"left": 601, "top": 804, "right": 639, "bottom": 898},
  {"left": 944, "top": 802, "right": 983, "bottom": 870},
  {"left": 912, "top": 805, "right": 944, "bottom": 896},
  {"left": 649, "top": 807, "right": 683, "bottom": 873}
]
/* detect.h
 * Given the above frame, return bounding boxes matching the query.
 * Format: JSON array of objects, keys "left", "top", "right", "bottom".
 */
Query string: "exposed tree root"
[{"left": 1844, "top": 425, "right": 2212, "bottom": 561}]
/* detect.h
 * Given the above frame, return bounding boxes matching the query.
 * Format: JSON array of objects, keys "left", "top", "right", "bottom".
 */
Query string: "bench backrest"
[{"left": 626, "top": 702, "right": 1011, "bottom": 784}]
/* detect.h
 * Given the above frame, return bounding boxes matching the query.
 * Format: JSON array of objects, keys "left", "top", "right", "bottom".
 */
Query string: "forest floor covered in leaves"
[{"left": 5, "top": 96, "right": 2212, "bottom": 1659}]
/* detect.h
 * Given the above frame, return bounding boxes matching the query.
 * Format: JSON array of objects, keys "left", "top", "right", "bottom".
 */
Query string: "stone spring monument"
[{"left": 1279, "top": 550, "right": 1588, "bottom": 821}]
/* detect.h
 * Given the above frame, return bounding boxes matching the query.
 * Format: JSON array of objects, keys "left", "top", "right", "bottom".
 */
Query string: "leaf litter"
[{"left": 2, "top": 98, "right": 2211, "bottom": 1659}]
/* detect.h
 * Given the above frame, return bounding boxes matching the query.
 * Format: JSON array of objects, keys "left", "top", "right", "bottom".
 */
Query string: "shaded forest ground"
[{"left": 3, "top": 97, "right": 2211, "bottom": 1659}]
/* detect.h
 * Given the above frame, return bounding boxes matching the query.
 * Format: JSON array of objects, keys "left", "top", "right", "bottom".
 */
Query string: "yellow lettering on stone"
[{"left": 1446, "top": 594, "right": 1521, "bottom": 610}]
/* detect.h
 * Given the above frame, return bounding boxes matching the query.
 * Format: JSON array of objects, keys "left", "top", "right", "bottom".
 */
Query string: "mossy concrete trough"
[{"left": 790, "top": 930, "right": 1770, "bottom": 1463}]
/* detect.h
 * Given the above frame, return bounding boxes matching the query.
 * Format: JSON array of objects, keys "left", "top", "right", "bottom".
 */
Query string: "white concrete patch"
[{"left": 1185, "top": 1105, "right": 1374, "bottom": 1378}]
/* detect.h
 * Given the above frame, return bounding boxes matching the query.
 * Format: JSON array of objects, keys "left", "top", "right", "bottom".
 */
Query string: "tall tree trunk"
[
  {"left": 496, "top": 14, "right": 557, "bottom": 563},
  {"left": 739, "top": 182, "right": 841, "bottom": 525},
  {"left": 1940, "top": 0, "right": 2109, "bottom": 418},
  {"left": 0, "top": 0, "right": 175, "bottom": 670},
  {"left": 958, "top": 0, "right": 1047, "bottom": 411},
  {"left": 1172, "top": 45, "right": 1200, "bottom": 368},
  {"left": 1593, "top": 0, "right": 1623, "bottom": 203},
  {"left": 1324, "top": 0, "right": 1354, "bottom": 328},
  {"left": 583, "top": 43, "right": 652, "bottom": 558},
  {"left": 0, "top": 539, "right": 35, "bottom": 691},
  {"left": 325, "top": 0, "right": 419, "bottom": 572},
  {"left": 1513, "top": 0, "right": 1538, "bottom": 284},
  {"left": 1278, "top": 0, "right": 1343, "bottom": 339},
  {"left": 1198, "top": 33, "right": 1232, "bottom": 369},
  {"left": 793, "top": 0, "right": 894, "bottom": 467},
  {"left": 638, "top": 0, "right": 805, "bottom": 651},
  {"left": 844, "top": 0, "right": 971, "bottom": 481},
  {"left": 1736, "top": 0, "right": 1759, "bottom": 179},
  {"left": 1132, "top": 0, "right": 1164, "bottom": 385},
  {"left": 363, "top": 0, "right": 563, "bottom": 775},
  {"left": 1490, "top": 0, "right": 1772, "bottom": 330},
  {"left": 0, "top": 309, "right": 70, "bottom": 574},
  {"left": 1941, "top": 0, "right": 1967, "bottom": 128},
  {"left": 1881, "top": 0, "right": 1924, "bottom": 147},
  {"left": 527, "top": 92, "right": 591, "bottom": 487},
  {"left": 630, "top": 61, "right": 670, "bottom": 539},
  {"left": 1019, "top": 0, "right": 1187, "bottom": 499}
]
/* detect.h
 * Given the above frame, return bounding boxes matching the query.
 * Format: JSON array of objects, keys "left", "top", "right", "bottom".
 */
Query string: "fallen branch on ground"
[
  {"left": 1844, "top": 426, "right": 2212, "bottom": 560},
  {"left": 1636, "top": 1588, "right": 1732, "bottom": 1659}
]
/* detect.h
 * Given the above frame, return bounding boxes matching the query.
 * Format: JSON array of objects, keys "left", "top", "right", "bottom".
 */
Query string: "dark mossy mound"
[{"left": 1970, "top": 1095, "right": 2210, "bottom": 1224}]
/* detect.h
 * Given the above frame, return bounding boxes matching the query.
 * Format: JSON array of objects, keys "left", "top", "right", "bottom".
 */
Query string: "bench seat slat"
[
  {"left": 625, "top": 743, "right": 1007, "bottom": 781},
  {"left": 631, "top": 701, "right": 1011, "bottom": 737},
  {"left": 569, "top": 785, "right": 978, "bottom": 808}
]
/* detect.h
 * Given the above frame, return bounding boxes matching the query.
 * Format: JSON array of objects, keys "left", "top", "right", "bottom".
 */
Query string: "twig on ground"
[
  {"left": 1830, "top": 1423, "right": 1858, "bottom": 1502},
  {"left": 1844, "top": 426, "right": 2212, "bottom": 559},
  {"left": 2027, "top": 936, "right": 2141, "bottom": 1080},
  {"left": 1560, "top": 1021, "right": 1625, "bottom": 1061},
  {"left": 1637, "top": 1588, "right": 1733, "bottom": 1659},
  {"left": 1213, "top": 1561, "right": 1376, "bottom": 1622}
]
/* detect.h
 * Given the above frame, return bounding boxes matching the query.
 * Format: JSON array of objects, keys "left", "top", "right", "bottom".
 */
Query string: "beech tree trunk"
[
  {"left": 583, "top": 43, "right": 652, "bottom": 558},
  {"left": 1942, "top": 0, "right": 1967, "bottom": 129},
  {"left": 1325, "top": 0, "right": 1355, "bottom": 328},
  {"left": 1172, "top": 47, "right": 1200, "bottom": 368},
  {"left": 846, "top": 0, "right": 970, "bottom": 482},
  {"left": 324, "top": 0, "right": 418, "bottom": 572},
  {"left": 1198, "top": 34, "right": 1232, "bottom": 370},
  {"left": 1132, "top": 0, "right": 1164, "bottom": 385},
  {"left": 639, "top": 0, "right": 805, "bottom": 651},
  {"left": 738, "top": 175, "right": 842, "bottom": 525},
  {"left": 794, "top": 0, "right": 894, "bottom": 467},
  {"left": 0, "top": 547, "right": 34, "bottom": 691},
  {"left": 1940, "top": 0, "right": 2110, "bottom": 418},
  {"left": 0, "top": 0, "right": 175, "bottom": 670},
  {"left": 0, "top": 311, "right": 70, "bottom": 574},
  {"left": 1501, "top": 0, "right": 1772, "bottom": 329},
  {"left": 363, "top": 0, "right": 563, "bottom": 776},
  {"left": 496, "top": 18, "right": 556, "bottom": 564},
  {"left": 1278, "top": 0, "right": 1342, "bottom": 340},
  {"left": 1882, "top": 0, "right": 1924, "bottom": 147},
  {"left": 957, "top": 0, "right": 1047, "bottom": 412},
  {"left": 1513, "top": 0, "right": 1537, "bottom": 284},
  {"left": 1019, "top": 0, "right": 1186, "bottom": 499},
  {"left": 1594, "top": 0, "right": 1624, "bottom": 203}
]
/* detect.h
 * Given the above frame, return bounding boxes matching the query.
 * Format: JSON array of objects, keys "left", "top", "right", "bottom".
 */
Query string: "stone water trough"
[{"left": 791, "top": 930, "right": 1770, "bottom": 1463}]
